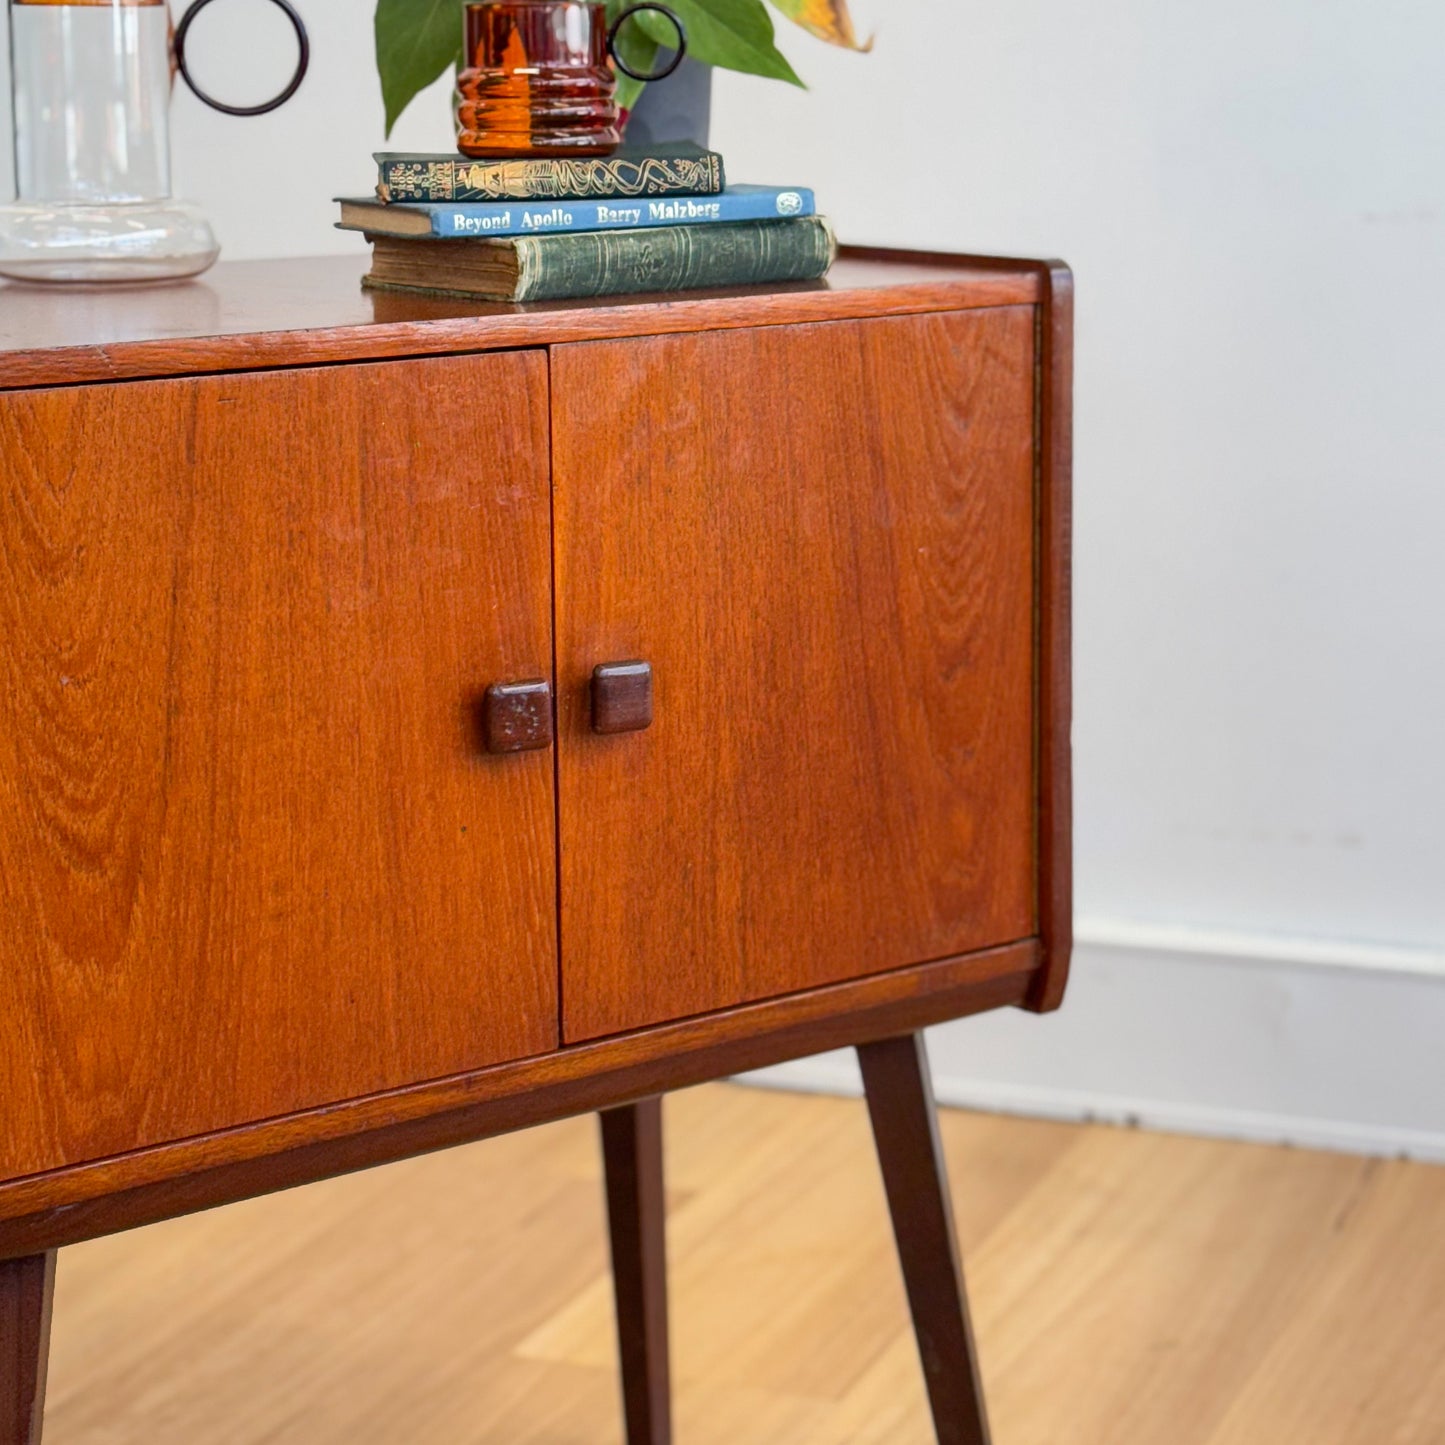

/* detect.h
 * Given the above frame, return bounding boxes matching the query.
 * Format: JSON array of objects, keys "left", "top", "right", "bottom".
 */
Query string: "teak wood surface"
[
  {"left": 859, "top": 1036, "right": 990, "bottom": 1445},
  {"left": 554, "top": 311, "right": 1037, "bottom": 1039},
  {"left": 0, "top": 1252, "right": 53, "bottom": 1445},
  {"left": 0, "top": 253, "right": 1042, "bottom": 393},
  {"left": 600, "top": 1099, "right": 671, "bottom": 1445},
  {"left": 0, "top": 250, "right": 1072, "bottom": 1273},
  {"left": 0, "top": 353, "right": 559, "bottom": 1180},
  {"left": 0, "top": 944, "right": 1039, "bottom": 1260}
]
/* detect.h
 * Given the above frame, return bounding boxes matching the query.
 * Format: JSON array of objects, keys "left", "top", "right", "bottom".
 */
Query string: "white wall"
[
  {"left": 721, "top": 1, "right": 1445, "bottom": 1156},
  {"left": 4, "top": 2, "right": 1442, "bottom": 1154},
  {"left": 749, "top": 926, "right": 1445, "bottom": 1162}
]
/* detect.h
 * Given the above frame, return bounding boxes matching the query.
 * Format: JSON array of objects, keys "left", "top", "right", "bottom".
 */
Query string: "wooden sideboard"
[{"left": 0, "top": 248, "right": 1072, "bottom": 1445}]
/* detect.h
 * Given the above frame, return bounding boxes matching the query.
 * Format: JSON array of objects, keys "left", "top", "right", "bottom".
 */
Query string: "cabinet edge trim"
[
  {"left": 0, "top": 940, "right": 1040, "bottom": 1258},
  {"left": 0, "top": 251, "right": 1044, "bottom": 394}
]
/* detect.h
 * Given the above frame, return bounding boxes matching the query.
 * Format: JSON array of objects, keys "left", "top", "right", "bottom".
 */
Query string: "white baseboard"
[
  {"left": 1074, "top": 915, "right": 1445, "bottom": 980},
  {"left": 742, "top": 922, "right": 1445, "bottom": 1163},
  {"left": 742, "top": 1056, "right": 1445, "bottom": 1163}
]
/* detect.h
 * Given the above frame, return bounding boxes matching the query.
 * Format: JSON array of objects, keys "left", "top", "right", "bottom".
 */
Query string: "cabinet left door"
[{"left": 0, "top": 352, "right": 559, "bottom": 1178}]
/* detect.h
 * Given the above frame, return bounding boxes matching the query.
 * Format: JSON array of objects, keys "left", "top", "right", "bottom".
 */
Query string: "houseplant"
[{"left": 374, "top": 0, "right": 870, "bottom": 137}]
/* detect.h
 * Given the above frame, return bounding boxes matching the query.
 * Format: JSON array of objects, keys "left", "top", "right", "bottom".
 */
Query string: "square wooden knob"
[
  {"left": 591, "top": 661, "right": 653, "bottom": 734},
  {"left": 482, "top": 679, "right": 554, "bottom": 753}
]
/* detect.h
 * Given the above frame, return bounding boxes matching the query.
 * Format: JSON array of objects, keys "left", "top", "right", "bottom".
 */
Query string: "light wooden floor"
[{"left": 42, "top": 1082, "right": 1445, "bottom": 1445}]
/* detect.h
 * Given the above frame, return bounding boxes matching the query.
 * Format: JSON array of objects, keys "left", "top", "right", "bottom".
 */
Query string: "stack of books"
[{"left": 338, "top": 142, "right": 835, "bottom": 303}]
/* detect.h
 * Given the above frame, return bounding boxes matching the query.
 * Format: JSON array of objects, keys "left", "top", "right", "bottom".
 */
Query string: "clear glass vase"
[{"left": 0, "top": 0, "right": 308, "bottom": 285}]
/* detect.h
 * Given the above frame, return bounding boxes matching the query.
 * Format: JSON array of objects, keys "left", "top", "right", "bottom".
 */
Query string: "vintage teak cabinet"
[{"left": 0, "top": 249, "right": 1072, "bottom": 1445}]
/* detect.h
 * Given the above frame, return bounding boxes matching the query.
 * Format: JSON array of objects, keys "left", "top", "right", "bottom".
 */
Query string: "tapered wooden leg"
[
  {"left": 600, "top": 1097, "right": 671, "bottom": 1445},
  {"left": 858, "top": 1034, "right": 992, "bottom": 1445},
  {"left": 1, "top": 1252, "right": 55, "bottom": 1445}
]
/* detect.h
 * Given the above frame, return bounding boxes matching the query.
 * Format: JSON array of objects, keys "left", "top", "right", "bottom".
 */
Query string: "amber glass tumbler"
[{"left": 456, "top": 1, "right": 684, "bottom": 158}]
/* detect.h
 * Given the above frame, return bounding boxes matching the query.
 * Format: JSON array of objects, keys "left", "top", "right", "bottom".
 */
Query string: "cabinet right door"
[{"left": 553, "top": 309, "right": 1038, "bottom": 1041}]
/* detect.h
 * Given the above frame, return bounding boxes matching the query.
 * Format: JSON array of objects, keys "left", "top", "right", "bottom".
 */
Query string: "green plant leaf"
[
  {"left": 631, "top": 0, "right": 804, "bottom": 86},
  {"left": 767, "top": 0, "right": 871, "bottom": 51},
  {"left": 375, "top": 0, "right": 464, "bottom": 137},
  {"left": 606, "top": 0, "right": 660, "bottom": 110}
]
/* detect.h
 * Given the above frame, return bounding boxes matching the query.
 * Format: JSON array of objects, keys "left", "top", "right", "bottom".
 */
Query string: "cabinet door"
[
  {"left": 0, "top": 353, "right": 557, "bottom": 1178},
  {"left": 554, "top": 311, "right": 1038, "bottom": 1040}
]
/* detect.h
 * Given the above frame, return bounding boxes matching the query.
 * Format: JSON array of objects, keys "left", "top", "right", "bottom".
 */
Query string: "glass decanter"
[{"left": 0, "top": 0, "right": 307, "bottom": 284}]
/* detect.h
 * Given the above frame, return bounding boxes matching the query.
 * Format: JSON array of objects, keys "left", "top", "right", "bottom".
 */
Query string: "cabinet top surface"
[{"left": 0, "top": 248, "right": 1048, "bottom": 392}]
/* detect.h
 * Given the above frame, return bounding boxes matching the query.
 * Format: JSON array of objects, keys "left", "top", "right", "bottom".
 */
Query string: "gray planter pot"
[{"left": 623, "top": 58, "right": 712, "bottom": 147}]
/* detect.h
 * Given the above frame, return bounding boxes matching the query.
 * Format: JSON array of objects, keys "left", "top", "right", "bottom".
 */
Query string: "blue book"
[{"left": 337, "top": 184, "right": 815, "bottom": 240}]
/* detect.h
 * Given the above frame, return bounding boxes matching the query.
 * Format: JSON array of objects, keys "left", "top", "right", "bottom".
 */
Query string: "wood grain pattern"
[
  {"left": 600, "top": 1099, "right": 672, "bottom": 1445},
  {"left": 837, "top": 250, "right": 1075, "bottom": 1009},
  {"left": 0, "top": 250, "right": 1071, "bottom": 1305},
  {"left": 33, "top": 1091, "right": 1441, "bottom": 1445},
  {"left": 0, "top": 253, "right": 1042, "bottom": 393},
  {"left": 858, "top": 1035, "right": 990, "bottom": 1445},
  {"left": 0, "top": 943, "right": 1038, "bottom": 1260},
  {"left": 0, "top": 1253, "right": 53, "bottom": 1445},
  {"left": 554, "top": 310, "right": 1039, "bottom": 1040},
  {"left": 0, "top": 353, "right": 559, "bottom": 1180},
  {"left": 836, "top": 250, "right": 1073, "bottom": 1011}
]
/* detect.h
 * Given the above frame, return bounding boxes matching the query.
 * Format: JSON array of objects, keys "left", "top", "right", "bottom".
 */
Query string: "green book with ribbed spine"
[{"left": 361, "top": 217, "right": 836, "bottom": 303}]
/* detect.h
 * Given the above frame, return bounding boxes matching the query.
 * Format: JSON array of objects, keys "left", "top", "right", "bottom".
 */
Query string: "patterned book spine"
[
  {"left": 507, "top": 218, "right": 836, "bottom": 302},
  {"left": 377, "top": 151, "right": 725, "bottom": 203},
  {"left": 364, "top": 218, "right": 837, "bottom": 303}
]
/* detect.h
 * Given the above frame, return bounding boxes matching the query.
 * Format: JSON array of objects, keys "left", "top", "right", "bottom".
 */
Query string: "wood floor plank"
[
  {"left": 36, "top": 1083, "right": 1445, "bottom": 1445},
  {"left": 1202, "top": 1159, "right": 1445, "bottom": 1445},
  {"left": 521, "top": 1086, "right": 899, "bottom": 1396},
  {"left": 961, "top": 1131, "right": 1392, "bottom": 1445}
]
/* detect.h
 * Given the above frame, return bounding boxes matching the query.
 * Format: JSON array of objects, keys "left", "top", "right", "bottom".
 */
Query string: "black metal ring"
[
  {"left": 607, "top": 4, "right": 687, "bottom": 83},
  {"left": 174, "top": 0, "right": 310, "bottom": 118}
]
